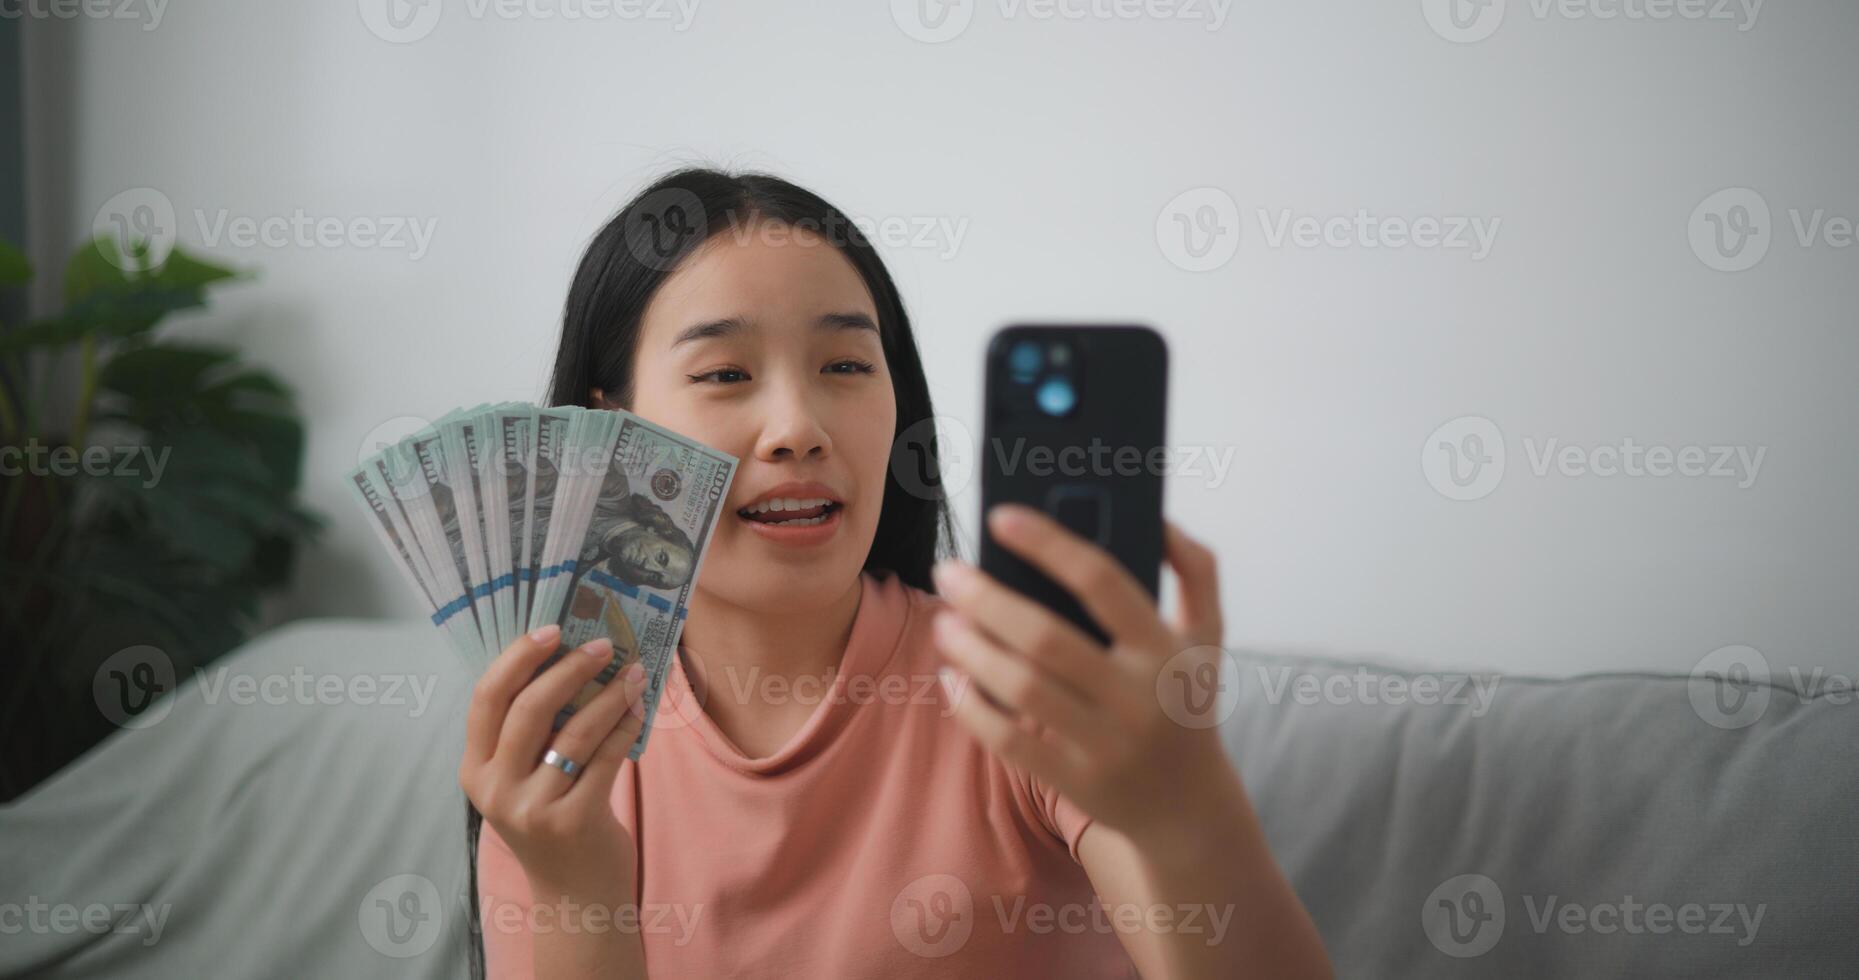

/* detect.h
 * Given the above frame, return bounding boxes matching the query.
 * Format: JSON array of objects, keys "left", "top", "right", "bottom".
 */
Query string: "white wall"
[{"left": 23, "top": 0, "right": 1859, "bottom": 680}]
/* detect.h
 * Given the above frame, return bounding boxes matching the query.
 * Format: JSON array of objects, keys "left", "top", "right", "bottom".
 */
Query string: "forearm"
[
  {"left": 1096, "top": 769, "right": 1333, "bottom": 980},
  {"left": 521, "top": 876, "right": 648, "bottom": 980}
]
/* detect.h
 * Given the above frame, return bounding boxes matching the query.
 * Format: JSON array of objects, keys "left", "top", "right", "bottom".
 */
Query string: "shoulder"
[{"left": 868, "top": 571, "right": 946, "bottom": 674}]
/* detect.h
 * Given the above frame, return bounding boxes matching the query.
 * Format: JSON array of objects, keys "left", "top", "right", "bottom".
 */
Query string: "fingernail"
[
  {"left": 989, "top": 503, "right": 1032, "bottom": 531},
  {"left": 931, "top": 560, "right": 968, "bottom": 593},
  {"left": 529, "top": 624, "right": 560, "bottom": 644},
  {"left": 582, "top": 637, "right": 613, "bottom": 659},
  {"left": 622, "top": 661, "right": 645, "bottom": 687}
]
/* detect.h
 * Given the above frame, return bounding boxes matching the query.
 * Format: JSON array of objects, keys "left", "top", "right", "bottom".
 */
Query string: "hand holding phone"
[{"left": 978, "top": 324, "right": 1168, "bottom": 642}]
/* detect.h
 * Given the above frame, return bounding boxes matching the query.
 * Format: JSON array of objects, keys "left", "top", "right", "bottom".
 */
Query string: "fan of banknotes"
[{"left": 345, "top": 403, "right": 737, "bottom": 757}]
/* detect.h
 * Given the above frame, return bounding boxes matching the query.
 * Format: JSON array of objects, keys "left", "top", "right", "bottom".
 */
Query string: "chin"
[{"left": 695, "top": 518, "right": 875, "bottom": 614}]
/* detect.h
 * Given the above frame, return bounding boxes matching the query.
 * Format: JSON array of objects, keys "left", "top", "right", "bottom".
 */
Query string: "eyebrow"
[{"left": 671, "top": 312, "right": 878, "bottom": 347}]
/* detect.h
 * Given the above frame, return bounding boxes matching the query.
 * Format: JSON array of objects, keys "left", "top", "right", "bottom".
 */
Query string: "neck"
[{"left": 679, "top": 573, "right": 866, "bottom": 697}]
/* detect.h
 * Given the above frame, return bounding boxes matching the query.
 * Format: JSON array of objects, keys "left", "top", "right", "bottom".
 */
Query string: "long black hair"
[{"left": 466, "top": 168, "right": 955, "bottom": 977}]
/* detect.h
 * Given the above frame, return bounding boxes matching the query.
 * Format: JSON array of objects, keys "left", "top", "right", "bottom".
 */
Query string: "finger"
[
  {"left": 525, "top": 660, "right": 648, "bottom": 798},
  {"left": 464, "top": 625, "right": 562, "bottom": 768},
  {"left": 985, "top": 504, "right": 1167, "bottom": 647},
  {"left": 931, "top": 561, "right": 1128, "bottom": 709},
  {"left": 562, "top": 677, "right": 651, "bottom": 809},
  {"left": 942, "top": 665, "right": 1088, "bottom": 794},
  {"left": 490, "top": 637, "right": 616, "bottom": 780},
  {"left": 932, "top": 612, "right": 1116, "bottom": 758},
  {"left": 1163, "top": 521, "right": 1223, "bottom": 647}
]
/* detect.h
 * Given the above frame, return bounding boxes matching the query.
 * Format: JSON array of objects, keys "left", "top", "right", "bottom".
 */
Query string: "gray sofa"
[{"left": 3, "top": 619, "right": 1854, "bottom": 978}]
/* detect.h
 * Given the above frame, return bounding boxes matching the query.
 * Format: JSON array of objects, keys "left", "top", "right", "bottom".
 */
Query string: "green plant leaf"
[
  {"left": 0, "top": 241, "right": 31, "bottom": 287},
  {"left": 98, "top": 343, "right": 240, "bottom": 405},
  {"left": 64, "top": 237, "right": 134, "bottom": 305},
  {"left": 147, "top": 248, "right": 240, "bottom": 292}
]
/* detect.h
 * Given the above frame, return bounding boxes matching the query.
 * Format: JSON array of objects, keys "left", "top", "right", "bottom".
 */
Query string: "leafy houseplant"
[{"left": 0, "top": 236, "right": 319, "bottom": 801}]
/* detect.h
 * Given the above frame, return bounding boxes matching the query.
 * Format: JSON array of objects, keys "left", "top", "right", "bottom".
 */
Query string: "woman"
[{"left": 461, "top": 169, "right": 1331, "bottom": 978}]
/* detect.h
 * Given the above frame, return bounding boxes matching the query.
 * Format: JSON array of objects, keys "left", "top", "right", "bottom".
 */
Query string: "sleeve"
[
  {"left": 1007, "top": 764, "right": 1096, "bottom": 864},
  {"left": 476, "top": 822, "right": 537, "bottom": 980}
]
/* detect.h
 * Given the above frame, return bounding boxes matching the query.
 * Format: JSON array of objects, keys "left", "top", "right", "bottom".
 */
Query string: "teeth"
[
  {"left": 741, "top": 496, "right": 833, "bottom": 515},
  {"left": 764, "top": 514, "right": 827, "bottom": 526}
]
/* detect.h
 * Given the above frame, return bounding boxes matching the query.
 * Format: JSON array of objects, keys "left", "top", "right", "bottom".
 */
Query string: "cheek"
[
  {"left": 629, "top": 378, "right": 755, "bottom": 458},
  {"left": 847, "top": 388, "right": 898, "bottom": 503}
]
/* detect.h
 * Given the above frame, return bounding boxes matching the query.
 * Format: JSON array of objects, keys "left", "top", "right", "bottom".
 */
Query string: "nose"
[{"left": 753, "top": 383, "right": 832, "bottom": 462}]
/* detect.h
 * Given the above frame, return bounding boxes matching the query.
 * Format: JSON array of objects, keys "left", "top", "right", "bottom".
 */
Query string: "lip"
[{"left": 733, "top": 480, "right": 845, "bottom": 548}]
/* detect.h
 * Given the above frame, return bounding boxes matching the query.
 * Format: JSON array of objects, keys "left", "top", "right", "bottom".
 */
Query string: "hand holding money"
[{"left": 345, "top": 402, "right": 737, "bottom": 759}]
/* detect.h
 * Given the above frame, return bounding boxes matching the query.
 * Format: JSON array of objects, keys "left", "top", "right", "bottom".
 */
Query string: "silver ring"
[{"left": 542, "top": 749, "right": 582, "bottom": 777}]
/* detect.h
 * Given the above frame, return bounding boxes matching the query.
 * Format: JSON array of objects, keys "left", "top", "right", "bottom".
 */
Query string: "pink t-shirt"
[{"left": 478, "top": 571, "right": 1139, "bottom": 978}]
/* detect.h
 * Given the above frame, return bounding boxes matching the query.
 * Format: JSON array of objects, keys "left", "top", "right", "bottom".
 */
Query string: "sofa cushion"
[{"left": 1221, "top": 650, "right": 1859, "bottom": 977}]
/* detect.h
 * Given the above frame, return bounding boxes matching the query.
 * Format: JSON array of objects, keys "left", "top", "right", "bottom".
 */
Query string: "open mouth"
[{"left": 736, "top": 496, "right": 842, "bottom": 528}]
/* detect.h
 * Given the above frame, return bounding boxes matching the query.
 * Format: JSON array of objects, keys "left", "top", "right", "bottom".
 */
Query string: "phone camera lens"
[
  {"left": 1035, "top": 377, "right": 1077, "bottom": 417},
  {"left": 1008, "top": 341, "right": 1043, "bottom": 383}
]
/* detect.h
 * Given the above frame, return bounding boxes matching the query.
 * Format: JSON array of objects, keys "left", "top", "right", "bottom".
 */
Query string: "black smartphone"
[{"left": 979, "top": 324, "right": 1168, "bottom": 643}]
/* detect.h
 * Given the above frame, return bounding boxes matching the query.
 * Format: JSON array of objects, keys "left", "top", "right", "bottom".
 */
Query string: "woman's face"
[{"left": 618, "top": 217, "right": 897, "bottom": 615}]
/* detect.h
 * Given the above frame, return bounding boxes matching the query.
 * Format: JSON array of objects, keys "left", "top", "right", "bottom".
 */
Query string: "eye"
[
  {"left": 687, "top": 367, "right": 751, "bottom": 384},
  {"left": 824, "top": 358, "right": 876, "bottom": 375}
]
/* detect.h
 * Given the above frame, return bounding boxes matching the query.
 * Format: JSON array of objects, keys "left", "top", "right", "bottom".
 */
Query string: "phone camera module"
[
  {"left": 1008, "top": 341, "right": 1043, "bottom": 383},
  {"left": 1035, "top": 377, "right": 1077, "bottom": 417}
]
